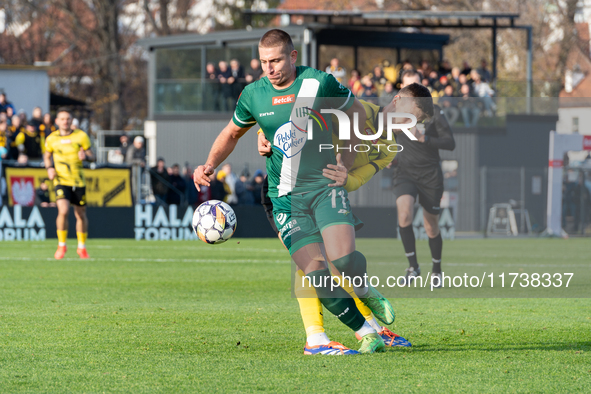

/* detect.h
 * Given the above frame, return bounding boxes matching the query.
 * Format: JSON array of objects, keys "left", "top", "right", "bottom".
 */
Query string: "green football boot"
[
  {"left": 357, "top": 332, "right": 386, "bottom": 354},
  {"left": 358, "top": 285, "right": 396, "bottom": 325}
]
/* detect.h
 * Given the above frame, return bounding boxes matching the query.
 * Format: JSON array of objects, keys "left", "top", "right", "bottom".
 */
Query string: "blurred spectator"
[
  {"left": 477, "top": 59, "right": 492, "bottom": 83},
  {"left": 361, "top": 87, "right": 378, "bottom": 104},
  {"left": 5, "top": 107, "right": 14, "bottom": 125},
  {"left": 235, "top": 171, "right": 255, "bottom": 205},
  {"left": 221, "top": 163, "right": 238, "bottom": 205},
  {"left": 6, "top": 115, "right": 24, "bottom": 160},
  {"left": 325, "top": 58, "right": 346, "bottom": 84},
  {"left": 0, "top": 118, "right": 7, "bottom": 162},
  {"left": 30, "top": 107, "right": 43, "bottom": 129},
  {"left": 36, "top": 180, "right": 55, "bottom": 207},
  {"left": 419, "top": 60, "right": 432, "bottom": 78},
  {"left": 118, "top": 134, "right": 129, "bottom": 157},
  {"left": 439, "top": 85, "right": 460, "bottom": 125},
  {"left": 0, "top": 93, "right": 15, "bottom": 114},
  {"left": 348, "top": 69, "right": 363, "bottom": 96},
  {"left": 379, "top": 82, "right": 396, "bottom": 106},
  {"left": 382, "top": 60, "right": 397, "bottom": 83},
  {"left": 461, "top": 61, "right": 472, "bottom": 76},
  {"left": 71, "top": 118, "right": 80, "bottom": 131},
  {"left": 371, "top": 66, "right": 387, "bottom": 95},
  {"left": 204, "top": 62, "right": 220, "bottom": 111},
  {"left": 16, "top": 153, "right": 28, "bottom": 166},
  {"left": 39, "top": 113, "right": 56, "bottom": 135},
  {"left": 126, "top": 136, "right": 146, "bottom": 166},
  {"left": 470, "top": 70, "right": 496, "bottom": 116},
  {"left": 245, "top": 59, "right": 263, "bottom": 83},
  {"left": 433, "top": 75, "right": 448, "bottom": 93},
  {"left": 439, "top": 60, "right": 452, "bottom": 76},
  {"left": 182, "top": 162, "right": 199, "bottom": 205},
  {"left": 218, "top": 61, "right": 233, "bottom": 112},
  {"left": 167, "top": 163, "right": 186, "bottom": 205},
  {"left": 458, "top": 84, "right": 480, "bottom": 127},
  {"left": 15, "top": 122, "right": 44, "bottom": 160},
  {"left": 251, "top": 169, "right": 265, "bottom": 205},
  {"left": 150, "top": 157, "right": 170, "bottom": 205},
  {"left": 17, "top": 109, "right": 26, "bottom": 124},
  {"left": 449, "top": 67, "right": 462, "bottom": 93},
  {"left": 229, "top": 59, "right": 245, "bottom": 108},
  {"left": 428, "top": 70, "right": 440, "bottom": 87},
  {"left": 211, "top": 170, "right": 229, "bottom": 202},
  {"left": 108, "top": 134, "right": 129, "bottom": 164}
]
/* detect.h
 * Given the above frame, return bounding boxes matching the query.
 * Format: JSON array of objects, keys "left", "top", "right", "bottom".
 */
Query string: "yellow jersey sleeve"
[
  {"left": 77, "top": 129, "right": 92, "bottom": 150},
  {"left": 45, "top": 132, "right": 55, "bottom": 153}
]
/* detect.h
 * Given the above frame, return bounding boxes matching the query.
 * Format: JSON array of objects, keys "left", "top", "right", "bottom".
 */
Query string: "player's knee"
[
  {"left": 332, "top": 251, "right": 367, "bottom": 277},
  {"left": 398, "top": 212, "right": 413, "bottom": 227}
]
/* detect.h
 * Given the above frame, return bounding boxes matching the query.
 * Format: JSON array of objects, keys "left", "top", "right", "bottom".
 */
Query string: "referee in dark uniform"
[{"left": 393, "top": 69, "right": 456, "bottom": 286}]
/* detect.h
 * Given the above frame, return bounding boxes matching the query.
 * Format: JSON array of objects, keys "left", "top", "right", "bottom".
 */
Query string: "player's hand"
[
  {"left": 78, "top": 147, "right": 86, "bottom": 160},
  {"left": 411, "top": 126, "right": 426, "bottom": 143},
  {"left": 193, "top": 164, "right": 215, "bottom": 192},
  {"left": 323, "top": 153, "right": 348, "bottom": 187},
  {"left": 47, "top": 167, "right": 56, "bottom": 180},
  {"left": 258, "top": 131, "right": 272, "bottom": 157}
]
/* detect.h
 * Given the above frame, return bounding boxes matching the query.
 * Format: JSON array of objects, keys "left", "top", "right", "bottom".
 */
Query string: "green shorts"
[{"left": 271, "top": 187, "right": 362, "bottom": 255}]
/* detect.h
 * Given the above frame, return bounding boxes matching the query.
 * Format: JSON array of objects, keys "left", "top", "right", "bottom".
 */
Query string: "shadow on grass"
[{"left": 407, "top": 342, "right": 591, "bottom": 352}]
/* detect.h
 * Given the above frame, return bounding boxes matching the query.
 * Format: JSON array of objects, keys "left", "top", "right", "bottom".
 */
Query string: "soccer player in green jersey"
[{"left": 194, "top": 29, "right": 395, "bottom": 354}]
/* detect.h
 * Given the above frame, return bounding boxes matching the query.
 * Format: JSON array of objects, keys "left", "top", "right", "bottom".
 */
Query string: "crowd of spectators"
[
  {"left": 326, "top": 58, "right": 497, "bottom": 127},
  {"left": 0, "top": 92, "right": 60, "bottom": 167},
  {"left": 203, "top": 58, "right": 264, "bottom": 111},
  {"left": 144, "top": 159, "right": 266, "bottom": 208}
]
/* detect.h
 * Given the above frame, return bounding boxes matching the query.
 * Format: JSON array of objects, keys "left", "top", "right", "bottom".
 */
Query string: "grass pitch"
[{"left": 0, "top": 238, "right": 590, "bottom": 393}]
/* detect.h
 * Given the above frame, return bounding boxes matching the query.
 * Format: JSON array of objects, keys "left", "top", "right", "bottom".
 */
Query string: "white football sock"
[
  {"left": 78, "top": 243, "right": 85, "bottom": 249},
  {"left": 367, "top": 317, "right": 382, "bottom": 332},
  {"left": 307, "top": 332, "right": 331, "bottom": 347},
  {"left": 355, "top": 321, "right": 376, "bottom": 338},
  {"left": 58, "top": 242, "right": 66, "bottom": 247}
]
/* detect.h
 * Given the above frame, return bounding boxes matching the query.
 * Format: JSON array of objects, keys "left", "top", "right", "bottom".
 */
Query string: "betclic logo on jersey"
[{"left": 272, "top": 94, "right": 295, "bottom": 106}]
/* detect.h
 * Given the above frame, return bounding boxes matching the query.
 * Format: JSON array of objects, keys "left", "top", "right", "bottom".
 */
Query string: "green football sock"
[{"left": 305, "top": 269, "right": 366, "bottom": 332}]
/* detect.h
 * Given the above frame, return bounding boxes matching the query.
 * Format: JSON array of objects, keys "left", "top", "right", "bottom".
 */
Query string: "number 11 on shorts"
[{"left": 328, "top": 189, "right": 347, "bottom": 209}]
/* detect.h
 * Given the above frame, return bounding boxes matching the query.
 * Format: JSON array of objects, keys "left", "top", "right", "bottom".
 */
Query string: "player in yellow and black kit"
[{"left": 43, "top": 108, "right": 95, "bottom": 259}]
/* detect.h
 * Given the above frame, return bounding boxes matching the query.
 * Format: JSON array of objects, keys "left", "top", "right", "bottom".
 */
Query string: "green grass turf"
[{"left": 0, "top": 238, "right": 590, "bottom": 393}]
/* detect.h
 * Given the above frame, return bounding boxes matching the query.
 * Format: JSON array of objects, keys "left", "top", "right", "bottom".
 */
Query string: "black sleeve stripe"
[{"left": 369, "top": 161, "right": 380, "bottom": 174}]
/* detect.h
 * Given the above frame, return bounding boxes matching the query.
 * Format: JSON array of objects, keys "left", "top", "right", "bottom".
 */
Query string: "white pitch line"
[{"left": 0, "top": 256, "right": 290, "bottom": 264}]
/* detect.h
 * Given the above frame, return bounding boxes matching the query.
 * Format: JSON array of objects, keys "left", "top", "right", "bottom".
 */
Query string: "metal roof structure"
[
  {"left": 244, "top": 8, "right": 533, "bottom": 100},
  {"left": 245, "top": 9, "right": 521, "bottom": 28}
]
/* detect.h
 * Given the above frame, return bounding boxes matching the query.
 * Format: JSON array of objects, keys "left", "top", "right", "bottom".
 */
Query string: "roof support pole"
[
  {"left": 526, "top": 26, "right": 533, "bottom": 113},
  {"left": 492, "top": 18, "right": 498, "bottom": 89}
]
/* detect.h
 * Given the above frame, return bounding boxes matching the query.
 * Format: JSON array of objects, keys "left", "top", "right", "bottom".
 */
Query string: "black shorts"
[
  {"left": 261, "top": 176, "right": 278, "bottom": 234},
  {"left": 392, "top": 165, "right": 443, "bottom": 215},
  {"left": 55, "top": 185, "right": 87, "bottom": 206}
]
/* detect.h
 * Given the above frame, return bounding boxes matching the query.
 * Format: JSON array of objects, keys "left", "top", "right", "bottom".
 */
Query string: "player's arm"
[
  {"left": 342, "top": 98, "right": 366, "bottom": 169},
  {"left": 193, "top": 121, "right": 251, "bottom": 190},
  {"left": 423, "top": 107, "right": 455, "bottom": 150},
  {"left": 44, "top": 151, "right": 56, "bottom": 180},
  {"left": 78, "top": 134, "right": 96, "bottom": 162},
  {"left": 14, "top": 131, "right": 25, "bottom": 147}
]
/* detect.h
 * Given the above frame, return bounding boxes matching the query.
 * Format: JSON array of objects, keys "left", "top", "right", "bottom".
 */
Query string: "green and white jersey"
[{"left": 233, "top": 66, "right": 354, "bottom": 198}]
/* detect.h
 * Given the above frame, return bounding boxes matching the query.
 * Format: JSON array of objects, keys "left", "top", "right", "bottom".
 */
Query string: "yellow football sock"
[
  {"left": 76, "top": 232, "right": 87, "bottom": 245},
  {"left": 294, "top": 270, "right": 325, "bottom": 336},
  {"left": 328, "top": 262, "right": 374, "bottom": 319},
  {"left": 57, "top": 230, "right": 67, "bottom": 244}
]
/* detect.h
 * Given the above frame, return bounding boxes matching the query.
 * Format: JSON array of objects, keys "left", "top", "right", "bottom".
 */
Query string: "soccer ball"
[{"left": 192, "top": 200, "right": 237, "bottom": 244}]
